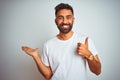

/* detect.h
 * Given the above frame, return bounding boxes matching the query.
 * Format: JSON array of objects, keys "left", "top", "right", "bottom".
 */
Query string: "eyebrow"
[{"left": 57, "top": 14, "right": 73, "bottom": 17}]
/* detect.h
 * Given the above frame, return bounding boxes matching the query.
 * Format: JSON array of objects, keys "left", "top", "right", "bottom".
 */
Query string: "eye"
[
  {"left": 66, "top": 15, "right": 73, "bottom": 20},
  {"left": 56, "top": 16, "right": 63, "bottom": 20}
]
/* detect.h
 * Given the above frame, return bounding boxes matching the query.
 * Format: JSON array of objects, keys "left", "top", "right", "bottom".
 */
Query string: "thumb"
[{"left": 85, "top": 37, "right": 88, "bottom": 47}]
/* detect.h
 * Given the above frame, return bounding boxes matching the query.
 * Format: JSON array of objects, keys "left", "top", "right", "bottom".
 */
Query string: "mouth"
[
  {"left": 57, "top": 24, "right": 73, "bottom": 34},
  {"left": 62, "top": 25, "right": 69, "bottom": 29}
]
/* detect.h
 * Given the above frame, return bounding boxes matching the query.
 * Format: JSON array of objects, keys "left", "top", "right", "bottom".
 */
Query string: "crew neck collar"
[{"left": 56, "top": 32, "right": 75, "bottom": 43}]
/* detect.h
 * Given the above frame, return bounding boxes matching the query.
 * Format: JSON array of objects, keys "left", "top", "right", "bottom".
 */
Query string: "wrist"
[
  {"left": 88, "top": 54, "right": 94, "bottom": 60},
  {"left": 86, "top": 51, "right": 94, "bottom": 60},
  {"left": 32, "top": 53, "right": 39, "bottom": 59}
]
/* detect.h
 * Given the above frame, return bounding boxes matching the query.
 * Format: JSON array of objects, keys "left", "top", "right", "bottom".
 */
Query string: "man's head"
[
  {"left": 55, "top": 3, "right": 74, "bottom": 16},
  {"left": 55, "top": 3, "right": 75, "bottom": 34}
]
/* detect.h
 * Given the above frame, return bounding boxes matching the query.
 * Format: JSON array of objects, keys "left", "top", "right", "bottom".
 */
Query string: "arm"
[
  {"left": 86, "top": 54, "right": 101, "bottom": 75},
  {"left": 77, "top": 37, "right": 101, "bottom": 75},
  {"left": 22, "top": 46, "right": 53, "bottom": 80}
]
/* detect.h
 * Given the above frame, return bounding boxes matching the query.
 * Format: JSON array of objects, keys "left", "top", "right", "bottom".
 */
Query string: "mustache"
[{"left": 60, "top": 23, "right": 71, "bottom": 26}]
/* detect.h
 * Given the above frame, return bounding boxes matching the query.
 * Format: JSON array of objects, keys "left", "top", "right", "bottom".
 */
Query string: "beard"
[{"left": 57, "top": 23, "right": 73, "bottom": 34}]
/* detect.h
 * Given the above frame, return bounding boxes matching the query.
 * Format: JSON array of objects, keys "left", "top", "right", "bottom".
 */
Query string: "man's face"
[{"left": 55, "top": 9, "right": 74, "bottom": 34}]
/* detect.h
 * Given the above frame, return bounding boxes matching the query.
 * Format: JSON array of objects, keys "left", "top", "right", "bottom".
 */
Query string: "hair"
[{"left": 55, "top": 3, "right": 74, "bottom": 16}]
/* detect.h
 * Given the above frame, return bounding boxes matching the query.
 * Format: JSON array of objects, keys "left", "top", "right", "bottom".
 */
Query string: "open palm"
[{"left": 22, "top": 46, "right": 39, "bottom": 57}]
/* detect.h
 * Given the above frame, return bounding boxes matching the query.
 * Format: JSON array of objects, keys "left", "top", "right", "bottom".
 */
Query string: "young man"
[{"left": 22, "top": 3, "right": 101, "bottom": 80}]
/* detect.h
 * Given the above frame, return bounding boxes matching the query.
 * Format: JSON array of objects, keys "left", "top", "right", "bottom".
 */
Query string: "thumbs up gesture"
[{"left": 76, "top": 37, "right": 91, "bottom": 58}]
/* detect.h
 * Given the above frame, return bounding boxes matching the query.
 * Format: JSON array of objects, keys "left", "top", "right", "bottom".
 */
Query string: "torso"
[{"left": 43, "top": 32, "right": 88, "bottom": 80}]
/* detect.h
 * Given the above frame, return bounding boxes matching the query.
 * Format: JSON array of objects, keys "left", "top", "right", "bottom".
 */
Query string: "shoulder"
[
  {"left": 74, "top": 32, "right": 95, "bottom": 45},
  {"left": 74, "top": 32, "right": 87, "bottom": 38},
  {"left": 43, "top": 36, "right": 57, "bottom": 47},
  {"left": 74, "top": 32, "right": 88, "bottom": 43}
]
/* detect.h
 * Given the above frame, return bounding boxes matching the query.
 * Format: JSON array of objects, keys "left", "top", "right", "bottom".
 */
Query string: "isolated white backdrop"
[{"left": 0, "top": 0, "right": 120, "bottom": 80}]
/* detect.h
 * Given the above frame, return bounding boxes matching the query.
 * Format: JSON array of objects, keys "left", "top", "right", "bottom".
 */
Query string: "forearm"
[
  {"left": 87, "top": 55, "right": 101, "bottom": 75},
  {"left": 32, "top": 54, "right": 53, "bottom": 79}
]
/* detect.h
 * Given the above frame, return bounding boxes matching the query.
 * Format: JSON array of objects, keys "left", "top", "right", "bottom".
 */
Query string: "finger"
[
  {"left": 76, "top": 47, "right": 82, "bottom": 53},
  {"left": 85, "top": 37, "right": 88, "bottom": 47},
  {"left": 76, "top": 49, "right": 80, "bottom": 54},
  {"left": 22, "top": 46, "right": 31, "bottom": 51},
  {"left": 77, "top": 45, "right": 81, "bottom": 50},
  {"left": 77, "top": 50, "right": 83, "bottom": 56},
  {"left": 77, "top": 43, "right": 81, "bottom": 47},
  {"left": 22, "top": 46, "right": 26, "bottom": 51},
  {"left": 35, "top": 48, "right": 39, "bottom": 51},
  {"left": 35, "top": 48, "right": 38, "bottom": 50}
]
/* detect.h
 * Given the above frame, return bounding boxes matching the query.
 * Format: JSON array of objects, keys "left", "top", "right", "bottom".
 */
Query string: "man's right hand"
[
  {"left": 22, "top": 46, "right": 53, "bottom": 79},
  {"left": 22, "top": 46, "right": 39, "bottom": 57}
]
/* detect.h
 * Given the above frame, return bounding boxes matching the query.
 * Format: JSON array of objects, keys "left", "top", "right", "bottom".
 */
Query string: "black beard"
[{"left": 57, "top": 23, "right": 73, "bottom": 34}]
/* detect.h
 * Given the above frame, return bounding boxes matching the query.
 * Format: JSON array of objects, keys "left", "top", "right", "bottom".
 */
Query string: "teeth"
[{"left": 63, "top": 25, "right": 68, "bottom": 28}]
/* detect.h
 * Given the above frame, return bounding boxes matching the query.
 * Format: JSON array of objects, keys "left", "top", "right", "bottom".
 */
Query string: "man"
[{"left": 22, "top": 3, "right": 101, "bottom": 80}]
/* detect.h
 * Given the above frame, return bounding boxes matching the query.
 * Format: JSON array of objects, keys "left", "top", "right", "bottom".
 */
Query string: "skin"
[
  {"left": 77, "top": 37, "right": 101, "bottom": 75},
  {"left": 21, "top": 47, "right": 53, "bottom": 80},
  {"left": 22, "top": 9, "right": 101, "bottom": 80}
]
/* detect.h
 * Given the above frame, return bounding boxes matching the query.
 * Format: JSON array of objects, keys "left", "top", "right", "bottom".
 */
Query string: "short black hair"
[{"left": 55, "top": 3, "right": 74, "bottom": 16}]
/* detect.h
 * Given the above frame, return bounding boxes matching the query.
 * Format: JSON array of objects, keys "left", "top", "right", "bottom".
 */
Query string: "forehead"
[{"left": 56, "top": 9, "right": 73, "bottom": 17}]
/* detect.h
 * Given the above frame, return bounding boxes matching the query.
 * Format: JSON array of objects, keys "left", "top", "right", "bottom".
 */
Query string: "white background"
[{"left": 0, "top": 0, "right": 120, "bottom": 80}]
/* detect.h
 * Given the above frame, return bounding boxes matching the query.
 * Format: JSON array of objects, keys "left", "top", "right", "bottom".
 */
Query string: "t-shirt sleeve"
[
  {"left": 41, "top": 44, "right": 50, "bottom": 66},
  {"left": 88, "top": 38, "right": 98, "bottom": 55}
]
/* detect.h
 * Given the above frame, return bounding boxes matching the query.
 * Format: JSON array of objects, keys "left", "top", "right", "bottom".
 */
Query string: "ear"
[
  {"left": 55, "top": 18, "right": 57, "bottom": 25},
  {"left": 72, "top": 16, "right": 75, "bottom": 23},
  {"left": 73, "top": 16, "right": 75, "bottom": 21}
]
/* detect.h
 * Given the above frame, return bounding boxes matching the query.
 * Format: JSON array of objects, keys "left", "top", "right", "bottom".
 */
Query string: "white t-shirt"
[{"left": 41, "top": 32, "right": 98, "bottom": 80}]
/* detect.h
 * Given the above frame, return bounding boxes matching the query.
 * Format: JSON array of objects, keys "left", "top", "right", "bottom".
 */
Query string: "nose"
[{"left": 63, "top": 17, "right": 68, "bottom": 24}]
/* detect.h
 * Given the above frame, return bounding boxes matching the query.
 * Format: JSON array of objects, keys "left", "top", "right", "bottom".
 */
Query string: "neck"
[{"left": 57, "top": 31, "right": 74, "bottom": 40}]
